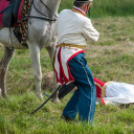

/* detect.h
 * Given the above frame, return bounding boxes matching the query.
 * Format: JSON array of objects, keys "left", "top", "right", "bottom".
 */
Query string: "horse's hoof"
[
  {"left": 2, "top": 95, "right": 11, "bottom": 101},
  {"left": 37, "top": 94, "right": 43, "bottom": 101},
  {"left": 51, "top": 98, "right": 60, "bottom": 103}
]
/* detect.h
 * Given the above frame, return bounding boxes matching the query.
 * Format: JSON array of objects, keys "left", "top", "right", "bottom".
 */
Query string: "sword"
[{"left": 31, "top": 85, "right": 61, "bottom": 114}]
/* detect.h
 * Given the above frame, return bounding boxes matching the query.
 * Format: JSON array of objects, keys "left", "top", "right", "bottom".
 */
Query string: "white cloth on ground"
[{"left": 101, "top": 82, "right": 134, "bottom": 105}]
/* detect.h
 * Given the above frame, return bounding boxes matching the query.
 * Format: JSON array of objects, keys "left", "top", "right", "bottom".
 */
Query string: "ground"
[{"left": 0, "top": 16, "right": 134, "bottom": 134}]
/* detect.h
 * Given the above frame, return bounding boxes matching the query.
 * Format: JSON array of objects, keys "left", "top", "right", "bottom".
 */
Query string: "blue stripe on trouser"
[{"left": 62, "top": 53, "right": 96, "bottom": 123}]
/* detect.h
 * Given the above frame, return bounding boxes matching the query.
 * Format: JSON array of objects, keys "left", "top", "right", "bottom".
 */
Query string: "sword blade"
[{"left": 31, "top": 85, "right": 61, "bottom": 114}]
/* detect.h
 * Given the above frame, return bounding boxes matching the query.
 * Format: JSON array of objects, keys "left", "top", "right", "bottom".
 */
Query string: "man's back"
[{"left": 56, "top": 9, "right": 99, "bottom": 45}]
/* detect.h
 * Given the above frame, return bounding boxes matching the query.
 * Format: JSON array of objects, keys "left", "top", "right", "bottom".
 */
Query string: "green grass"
[
  {"left": 1, "top": 93, "right": 134, "bottom": 133},
  {"left": 60, "top": 0, "right": 134, "bottom": 17},
  {"left": 0, "top": 1, "right": 134, "bottom": 132},
  {"left": 0, "top": 16, "right": 134, "bottom": 133}
]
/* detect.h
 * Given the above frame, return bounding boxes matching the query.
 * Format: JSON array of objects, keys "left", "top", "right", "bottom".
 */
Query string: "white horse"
[{"left": 0, "top": 0, "right": 61, "bottom": 100}]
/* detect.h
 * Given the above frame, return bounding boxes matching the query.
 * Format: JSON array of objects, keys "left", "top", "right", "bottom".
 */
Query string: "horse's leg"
[
  {"left": 0, "top": 47, "right": 15, "bottom": 99},
  {"left": 46, "top": 45, "right": 60, "bottom": 103},
  {"left": 28, "top": 42, "right": 43, "bottom": 100}
]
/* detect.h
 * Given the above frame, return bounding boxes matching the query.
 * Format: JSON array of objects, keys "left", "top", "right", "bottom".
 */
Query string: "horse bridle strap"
[
  {"left": 26, "top": 15, "right": 57, "bottom": 21},
  {"left": 28, "top": 0, "right": 57, "bottom": 21}
]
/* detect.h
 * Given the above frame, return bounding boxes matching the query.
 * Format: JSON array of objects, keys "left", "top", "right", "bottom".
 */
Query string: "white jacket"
[{"left": 53, "top": 8, "right": 99, "bottom": 85}]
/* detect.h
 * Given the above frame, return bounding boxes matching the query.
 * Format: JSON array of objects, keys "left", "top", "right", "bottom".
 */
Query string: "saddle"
[{"left": 0, "top": 0, "right": 22, "bottom": 27}]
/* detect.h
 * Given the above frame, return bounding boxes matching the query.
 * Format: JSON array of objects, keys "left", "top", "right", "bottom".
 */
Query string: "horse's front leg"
[
  {"left": 28, "top": 42, "right": 43, "bottom": 100},
  {"left": 0, "top": 47, "right": 15, "bottom": 99},
  {"left": 46, "top": 45, "right": 60, "bottom": 103}
]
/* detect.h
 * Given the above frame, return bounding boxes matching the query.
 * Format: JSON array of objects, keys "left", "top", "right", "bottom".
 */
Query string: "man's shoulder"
[
  {"left": 59, "top": 9, "right": 92, "bottom": 25},
  {"left": 82, "top": 16, "right": 91, "bottom": 23},
  {"left": 77, "top": 16, "right": 92, "bottom": 26},
  {"left": 60, "top": 9, "right": 71, "bottom": 15}
]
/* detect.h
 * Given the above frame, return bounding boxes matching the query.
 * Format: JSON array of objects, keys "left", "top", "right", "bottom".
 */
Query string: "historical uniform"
[{"left": 53, "top": 0, "right": 99, "bottom": 123}]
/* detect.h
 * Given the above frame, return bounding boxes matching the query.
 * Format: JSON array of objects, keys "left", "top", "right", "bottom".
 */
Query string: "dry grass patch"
[{"left": 85, "top": 16, "right": 134, "bottom": 84}]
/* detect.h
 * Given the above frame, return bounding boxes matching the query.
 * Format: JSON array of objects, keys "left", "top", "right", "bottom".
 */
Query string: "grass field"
[
  {"left": 0, "top": 16, "right": 134, "bottom": 134},
  {"left": 0, "top": 1, "right": 134, "bottom": 134}
]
